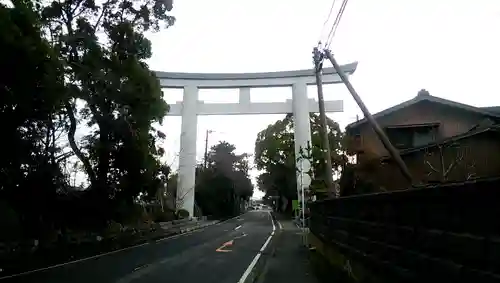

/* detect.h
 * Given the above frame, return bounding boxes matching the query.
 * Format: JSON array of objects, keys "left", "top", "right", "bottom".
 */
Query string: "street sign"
[
  {"left": 301, "top": 159, "right": 311, "bottom": 172},
  {"left": 301, "top": 173, "right": 311, "bottom": 187}
]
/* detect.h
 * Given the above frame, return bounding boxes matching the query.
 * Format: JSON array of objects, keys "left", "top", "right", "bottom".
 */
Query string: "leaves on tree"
[
  {"left": 254, "top": 113, "right": 346, "bottom": 206},
  {"left": 0, "top": 0, "right": 176, "bottom": 235}
]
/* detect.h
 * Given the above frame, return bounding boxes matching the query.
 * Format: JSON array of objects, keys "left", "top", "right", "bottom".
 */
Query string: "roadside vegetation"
[{"left": 0, "top": 0, "right": 252, "bottom": 274}]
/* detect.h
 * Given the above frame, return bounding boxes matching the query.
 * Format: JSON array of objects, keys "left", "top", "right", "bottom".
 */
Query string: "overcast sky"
[{"left": 145, "top": 0, "right": 500, "bottom": 198}]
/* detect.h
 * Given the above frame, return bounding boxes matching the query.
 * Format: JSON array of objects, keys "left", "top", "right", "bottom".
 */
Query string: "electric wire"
[
  {"left": 319, "top": 0, "right": 337, "bottom": 41},
  {"left": 325, "top": 0, "right": 349, "bottom": 49}
]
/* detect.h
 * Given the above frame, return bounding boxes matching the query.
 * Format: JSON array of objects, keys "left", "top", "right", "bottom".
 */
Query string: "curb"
[
  {"left": 177, "top": 220, "right": 218, "bottom": 234},
  {"left": 150, "top": 213, "right": 244, "bottom": 242},
  {"left": 148, "top": 221, "right": 211, "bottom": 242}
]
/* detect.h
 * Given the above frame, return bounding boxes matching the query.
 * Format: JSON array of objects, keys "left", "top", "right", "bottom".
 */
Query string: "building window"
[
  {"left": 385, "top": 124, "right": 438, "bottom": 149},
  {"left": 413, "top": 127, "right": 437, "bottom": 147},
  {"left": 386, "top": 128, "right": 413, "bottom": 149},
  {"left": 353, "top": 134, "right": 362, "bottom": 149}
]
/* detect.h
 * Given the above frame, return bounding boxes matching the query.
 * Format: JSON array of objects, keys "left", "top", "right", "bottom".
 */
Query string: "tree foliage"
[
  {"left": 0, "top": 1, "right": 68, "bottom": 239},
  {"left": 40, "top": 0, "right": 174, "bottom": 221},
  {"left": 195, "top": 141, "right": 253, "bottom": 218},
  {"left": 0, "top": 0, "right": 175, "bottom": 239},
  {"left": 254, "top": 113, "right": 345, "bottom": 211}
]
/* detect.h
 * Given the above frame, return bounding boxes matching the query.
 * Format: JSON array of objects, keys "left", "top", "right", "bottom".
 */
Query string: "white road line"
[
  {"left": 0, "top": 213, "right": 247, "bottom": 280},
  {"left": 277, "top": 221, "right": 283, "bottom": 230},
  {"left": 237, "top": 211, "right": 276, "bottom": 283},
  {"left": 0, "top": 242, "right": 150, "bottom": 280},
  {"left": 233, "top": 232, "right": 247, "bottom": 240},
  {"left": 133, "top": 264, "right": 148, "bottom": 271},
  {"left": 156, "top": 234, "right": 181, "bottom": 243}
]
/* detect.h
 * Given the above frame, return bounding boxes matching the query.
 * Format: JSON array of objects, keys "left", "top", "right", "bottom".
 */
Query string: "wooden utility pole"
[
  {"left": 323, "top": 49, "right": 413, "bottom": 184},
  {"left": 203, "top": 130, "right": 212, "bottom": 169},
  {"left": 313, "top": 47, "right": 336, "bottom": 197}
]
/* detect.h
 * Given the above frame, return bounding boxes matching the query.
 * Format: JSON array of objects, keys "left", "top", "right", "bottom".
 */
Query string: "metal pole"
[
  {"left": 300, "top": 163, "right": 307, "bottom": 246},
  {"left": 313, "top": 47, "right": 336, "bottom": 197},
  {"left": 323, "top": 49, "right": 413, "bottom": 184}
]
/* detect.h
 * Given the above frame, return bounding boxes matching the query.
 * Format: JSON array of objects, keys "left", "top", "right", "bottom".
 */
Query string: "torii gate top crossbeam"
[
  {"left": 154, "top": 63, "right": 358, "bottom": 89},
  {"left": 162, "top": 61, "right": 359, "bottom": 217}
]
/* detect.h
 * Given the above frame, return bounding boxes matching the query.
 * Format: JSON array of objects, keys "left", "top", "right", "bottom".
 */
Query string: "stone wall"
[{"left": 309, "top": 177, "right": 500, "bottom": 282}]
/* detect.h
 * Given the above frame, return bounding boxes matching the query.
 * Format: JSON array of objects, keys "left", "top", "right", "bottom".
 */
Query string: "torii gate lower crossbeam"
[{"left": 155, "top": 63, "right": 358, "bottom": 217}]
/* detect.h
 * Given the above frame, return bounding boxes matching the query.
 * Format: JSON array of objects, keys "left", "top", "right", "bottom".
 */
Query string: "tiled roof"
[{"left": 346, "top": 89, "right": 500, "bottom": 130}]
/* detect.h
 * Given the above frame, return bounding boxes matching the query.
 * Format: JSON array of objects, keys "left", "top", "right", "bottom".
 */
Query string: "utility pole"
[
  {"left": 203, "top": 130, "right": 212, "bottom": 169},
  {"left": 313, "top": 47, "right": 336, "bottom": 197},
  {"left": 323, "top": 49, "right": 413, "bottom": 184}
]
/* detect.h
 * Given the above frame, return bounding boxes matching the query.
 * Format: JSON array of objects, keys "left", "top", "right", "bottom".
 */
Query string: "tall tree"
[
  {"left": 39, "top": 0, "right": 175, "bottom": 221},
  {"left": 195, "top": 141, "right": 253, "bottom": 218},
  {"left": 254, "top": 113, "right": 345, "bottom": 211},
  {"left": 0, "top": 1, "right": 67, "bottom": 238}
]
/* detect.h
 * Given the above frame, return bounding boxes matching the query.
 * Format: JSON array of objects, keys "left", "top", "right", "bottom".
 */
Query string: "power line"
[
  {"left": 325, "top": 0, "right": 348, "bottom": 48},
  {"left": 320, "top": 0, "right": 337, "bottom": 39},
  {"left": 330, "top": 0, "right": 349, "bottom": 47},
  {"left": 322, "top": 49, "right": 414, "bottom": 185},
  {"left": 323, "top": 0, "right": 350, "bottom": 49}
]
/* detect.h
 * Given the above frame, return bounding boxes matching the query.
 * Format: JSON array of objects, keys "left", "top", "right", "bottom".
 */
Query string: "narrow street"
[{"left": 2, "top": 211, "right": 275, "bottom": 283}]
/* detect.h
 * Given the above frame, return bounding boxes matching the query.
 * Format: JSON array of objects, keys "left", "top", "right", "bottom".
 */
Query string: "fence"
[{"left": 309, "top": 177, "right": 500, "bottom": 282}]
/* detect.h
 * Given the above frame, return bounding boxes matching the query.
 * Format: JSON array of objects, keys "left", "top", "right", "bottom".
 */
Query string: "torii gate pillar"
[
  {"left": 177, "top": 85, "right": 198, "bottom": 215},
  {"left": 155, "top": 63, "right": 358, "bottom": 217}
]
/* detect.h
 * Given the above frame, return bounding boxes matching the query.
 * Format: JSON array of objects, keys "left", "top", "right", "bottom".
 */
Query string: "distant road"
[{"left": 1, "top": 210, "right": 275, "bottom": 283}]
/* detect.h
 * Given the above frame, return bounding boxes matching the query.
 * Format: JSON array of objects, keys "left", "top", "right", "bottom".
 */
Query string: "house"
[{"left": 345, "top": 89, "right": 500, "bottom": 190}]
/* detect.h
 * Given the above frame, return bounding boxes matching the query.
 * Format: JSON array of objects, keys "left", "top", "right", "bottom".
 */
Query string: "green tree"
[
  {"left": 0, "top": 1, "right": 68, "bottom": 238},
  {"left": 0, "top": 0, "right": 176, "bottom": 240},
  {"left": 254, "top": 113, "right": 345, "bottom": 212},
  {"left": 195, "top": 141, "right": 253, "bottom": 218},
  {"left": 39, "top": 0, "right": 175, "bottom": 223}
]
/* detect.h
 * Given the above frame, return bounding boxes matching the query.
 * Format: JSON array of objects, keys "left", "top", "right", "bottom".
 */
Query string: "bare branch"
[
  {"left": 443, "top": 150, "right": 464, "bottom": 178},
  {"left": 69, "top": 0, "right": 85, "bottom": 17},
  {"left": 55, "top": 151, "right": 74, "bottom": 163},
  {"left": 93, "top": 0, "right": 112, "bottom": 32},
  {"left": 425, "top": 160, "right": 439, "bottom": 173},
  {"left": 438, "top": 145, "right": 445, "bottom": 177},
  {"left": 175, "top": 186, "right": 195, "bottom": 207},
  {"left": 65, "top": 101, "right": 96, "bottom": 184}
]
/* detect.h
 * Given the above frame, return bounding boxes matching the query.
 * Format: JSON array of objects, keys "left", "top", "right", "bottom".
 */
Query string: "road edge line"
[
  {"left": 0, "top": 213, "right": 247, "bottom": 280},
  {"left": 277, "top": 220, "right": 283, "bottom": 230},
  {"left": 237, "top": 211, "right": 277, "bottom": 283}
]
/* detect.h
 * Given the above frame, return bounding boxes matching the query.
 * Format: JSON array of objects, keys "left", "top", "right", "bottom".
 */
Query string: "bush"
[
  {"left": 103, "top": 221, "right": 122, "bottom": 238},
  {"left": 151, "top": 209, "right": 176, "bottom": 222},
  {"left": 115, "top": 203, "right": 144, "bottom": 226},
  {"left": 176, "top": 209, "right": 189, "bottom": 219},
  {"left": 0, "top": 201, "right": 21, "bottom": 242}
]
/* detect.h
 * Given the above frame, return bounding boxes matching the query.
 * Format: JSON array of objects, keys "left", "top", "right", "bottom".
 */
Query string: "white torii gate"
[{"left": 155, "top": 62, "right": 358, "bottom": 217}]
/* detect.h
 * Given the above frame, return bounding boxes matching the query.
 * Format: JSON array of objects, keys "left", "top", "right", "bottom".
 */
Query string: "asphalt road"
[{"left": 1, "top": 210, "right": 275, "bottom": 283}]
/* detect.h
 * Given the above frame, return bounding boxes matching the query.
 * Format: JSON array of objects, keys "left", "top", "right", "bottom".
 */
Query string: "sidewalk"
[{"left": 256, "top": 215, "right": 322, "bottom": 283}]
